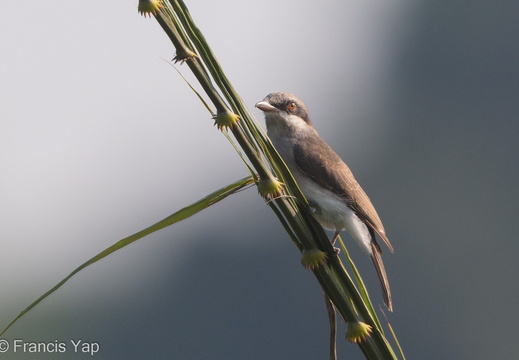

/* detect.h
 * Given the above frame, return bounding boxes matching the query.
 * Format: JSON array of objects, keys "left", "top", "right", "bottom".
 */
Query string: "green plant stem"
[
  {"left": 150, "top": 1, "right": 400, "bottom": 358},
  {"left": 323, "top": 293, "right": 337, "bottom": 360},
  {"left": 156, "top": 5, "right": 278, "bottom": 190}
]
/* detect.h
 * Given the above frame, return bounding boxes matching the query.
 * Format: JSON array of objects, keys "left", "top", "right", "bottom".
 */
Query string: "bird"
[{"left": 256, "top": 92, "right": 394, "bottom": 311}]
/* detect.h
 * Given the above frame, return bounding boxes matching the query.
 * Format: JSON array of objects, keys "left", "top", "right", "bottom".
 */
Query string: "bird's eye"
[{"left": 287, "top": 102, "right": 296, "bottom": 112}]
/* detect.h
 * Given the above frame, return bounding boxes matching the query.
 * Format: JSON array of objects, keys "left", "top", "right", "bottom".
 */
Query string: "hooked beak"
[{"left": 255, "top": 101, "right": 277, "bottom": 113}]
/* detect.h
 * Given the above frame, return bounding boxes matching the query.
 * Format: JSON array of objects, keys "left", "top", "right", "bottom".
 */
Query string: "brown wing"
[{"left": 293, "top": 134, "right": 393, "bottom": 252}]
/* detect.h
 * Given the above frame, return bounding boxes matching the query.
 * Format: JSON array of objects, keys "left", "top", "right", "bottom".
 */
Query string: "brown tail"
[{"left": 370, "top": 240, "right": 393, "bottom": 311}]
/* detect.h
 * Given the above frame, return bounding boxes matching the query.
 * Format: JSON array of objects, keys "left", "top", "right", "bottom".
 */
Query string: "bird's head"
[{"left": 256, "top": 92, "right": 313, "bottom": 136}]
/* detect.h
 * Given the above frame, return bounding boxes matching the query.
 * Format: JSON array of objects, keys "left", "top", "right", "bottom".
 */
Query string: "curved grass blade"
[
  {"left": 0, "top": 175, "right": 254, "bottom": 336},
  {"left": 338, "top": 236, "right": 382, "bottom": 331},
  {"left": 163, "top": 59, "right": 255, "bottom": 178},
  {"left": 380, "top": 307, "right": 406, "bottom": 360}
]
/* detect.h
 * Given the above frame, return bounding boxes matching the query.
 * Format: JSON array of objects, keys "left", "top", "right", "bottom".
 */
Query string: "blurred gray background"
[{"left": 1, "top": 0, "right": 518, "bottom": 359}]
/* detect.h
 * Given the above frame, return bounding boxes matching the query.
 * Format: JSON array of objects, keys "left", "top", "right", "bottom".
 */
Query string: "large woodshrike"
[{"left": 256, "top": 92, "right": 394, "bottom": 310}]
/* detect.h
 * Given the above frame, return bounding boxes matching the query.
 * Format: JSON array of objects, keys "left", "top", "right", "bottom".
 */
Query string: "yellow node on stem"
[
  {"left": 345, "top": 321, "right": 373, "bottom": 343},
  {"left": 257, "top": 177, "right": 284, "bottom": 200},
  {"left": 301, "top": 248, "right": 327, "bottom": 270},
  {"left": 214, "top": 110, "right": 240, "bottom": 131},
  {"left": 138, "top": 0, "right": 163, "bottom": 17}
]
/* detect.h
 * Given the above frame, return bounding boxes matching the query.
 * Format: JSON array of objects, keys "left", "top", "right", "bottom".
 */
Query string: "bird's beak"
[{"left": 255, "top": 101, "right": 277, "bottom": 112}]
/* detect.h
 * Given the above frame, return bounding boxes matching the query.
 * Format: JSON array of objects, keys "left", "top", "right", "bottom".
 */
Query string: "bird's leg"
[
  {"left": 307, "top": 200, "right": 317, "bottom": 214},
  {"left": 331, "top": 230, "right": 341, "bottom": 254},
  {"left": 331, "top": 230, "right": 341, "bottom": 246}
]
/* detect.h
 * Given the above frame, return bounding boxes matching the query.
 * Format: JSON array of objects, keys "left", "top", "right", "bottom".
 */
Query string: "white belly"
[
  {"left": 266, "top": 127, "right": 372, "bottom": 254},
  {"left": 294, "top": 173, "right": 372, "bottom": 255}
]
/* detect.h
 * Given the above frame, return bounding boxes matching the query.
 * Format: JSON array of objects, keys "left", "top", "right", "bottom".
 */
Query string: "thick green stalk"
[
  {"left": 155, "top": 3, "right": 319, "bottom": 255},
  {"left": 156, "top": 5, "right": 279, "bottom": 194},
  {"left": 169, "top": 0, "right": 274, "bottom": 151},
  {"left": 149, "top": 1, "right": 400, "bottom": 358}
]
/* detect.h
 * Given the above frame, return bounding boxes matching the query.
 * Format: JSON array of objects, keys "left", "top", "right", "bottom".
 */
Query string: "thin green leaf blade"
[{"left": 1, "top": 175, "right": 254, "bottom": 336}]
